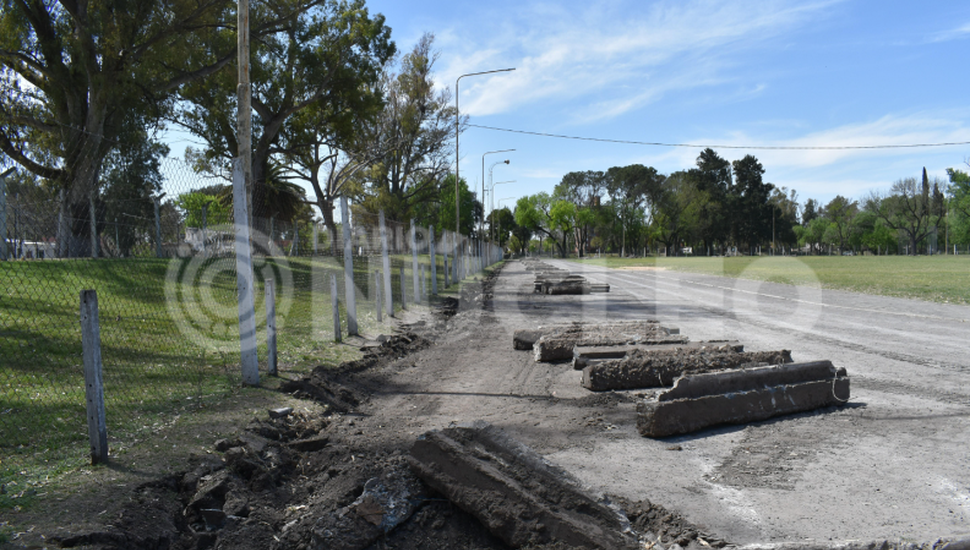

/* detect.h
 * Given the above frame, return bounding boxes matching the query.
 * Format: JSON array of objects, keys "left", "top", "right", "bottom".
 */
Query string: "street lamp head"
[{"left": 503, "top": 160, "right": 510, "bottom": 164}]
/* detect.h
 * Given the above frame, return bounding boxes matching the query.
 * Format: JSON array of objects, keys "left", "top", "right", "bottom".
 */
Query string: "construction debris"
[
  {"left": 533, "top": 321, "right": 688, "bottom": 363},
  {"left": 409, "top": 421, "right": 640, "bottom": 550},
  {"left": 572, "top": 341, "right": 743, "bottom": 370},
  {"left": 582, "top": 347, "right": 793, "bottom": 391},
  {"left": 523, "top": 258, "right": 609, "bottom": 294},
  {"left": 513, "top": 321, "right": 673, "bottom": 351},
  {"left": 512, "top": 321, "right": 688, "bottom": 362},
  {"left": 637, "top": 361, "right": 850, "bottom": 438}
]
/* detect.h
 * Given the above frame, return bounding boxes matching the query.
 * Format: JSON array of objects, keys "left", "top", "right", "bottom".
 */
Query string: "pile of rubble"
[
  {"left": 512, "top": 320, "right": 850, "bottom": 438},
  {"left": 522, "top": 258, "right": 610, "bottom": 294}
]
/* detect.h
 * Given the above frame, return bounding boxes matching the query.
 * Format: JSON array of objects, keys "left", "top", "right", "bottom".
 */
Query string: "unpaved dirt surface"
[{"left": 11, "top": 258, "right": 970, "bottom": 549}]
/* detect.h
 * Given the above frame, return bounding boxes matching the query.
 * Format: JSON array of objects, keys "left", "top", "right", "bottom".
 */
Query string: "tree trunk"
[{"left": 319, "top": 198, "right": 338, "bottom": 256}]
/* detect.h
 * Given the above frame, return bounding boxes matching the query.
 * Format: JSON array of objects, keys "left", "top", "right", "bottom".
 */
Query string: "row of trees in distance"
[{"left": 489, "top": 149, "right": 970, "bottom": 258}]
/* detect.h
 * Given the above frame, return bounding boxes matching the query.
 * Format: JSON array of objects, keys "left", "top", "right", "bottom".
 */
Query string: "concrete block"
[
  {"left": 582, "top": 348, "right": 791, "bottom": 391},
  {"left": 533, "top": 321, "right": 688, "bottom": 363},
  {"left": 409, "top": 421, "right": 639, "bottom": 549},
  {"left": 637, "top": 361, "right": 850, "bottom": 438},
  {"left": 572, "top": 341, "right": 743, "bottom": 370}
]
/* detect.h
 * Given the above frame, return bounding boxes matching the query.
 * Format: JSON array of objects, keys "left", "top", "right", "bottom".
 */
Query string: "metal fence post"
[
  {"left": 80, "top": 290, "right": 108, "bottom": 465},
  {"left": 331, "top": 273, "right": 342, "bottom": 342},
  {"left": 341, "top": 197, "right": 358, "bottom": 335},
  {"left": 400, "top": 264, "right": 407, "bottom": 310},
  {"left": 380, "top": 210, "right": 393, "bottom": 317},
  {"left": 429, "top": 226, "right": 437, "bottom": 295},
  {"left": 265, "top": 278, "right": 277, "bottom": 376}
]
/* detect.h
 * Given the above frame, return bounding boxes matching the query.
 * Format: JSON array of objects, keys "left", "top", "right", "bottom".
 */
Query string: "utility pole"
[{"left": 234, "top": 0, "right": 259, "bottom": 385}]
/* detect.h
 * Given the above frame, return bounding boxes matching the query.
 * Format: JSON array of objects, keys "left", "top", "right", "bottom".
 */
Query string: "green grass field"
[
  {"left": 577, "top": 254, "right": 970, "bottom": 304},
  {"left": 0, "top": 251, "right": 466, "bottom": 494}
]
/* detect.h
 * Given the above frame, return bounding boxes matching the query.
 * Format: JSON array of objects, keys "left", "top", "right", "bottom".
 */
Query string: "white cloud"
[
  {"left": 446, "top": 0, "right": 841, "bottom": 121},
  {"left": 930, "top": 22, "right": 970, "bottom": 43}
]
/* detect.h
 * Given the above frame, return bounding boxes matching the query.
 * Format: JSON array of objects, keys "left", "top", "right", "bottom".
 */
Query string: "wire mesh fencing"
[{"left": 0, "top": 156, "right": 502, "bottom": 494}]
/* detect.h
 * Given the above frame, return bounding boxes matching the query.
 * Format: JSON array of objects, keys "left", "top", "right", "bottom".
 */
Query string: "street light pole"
[
  {"left": 455, "top": 68, "right": 515, "bottom": 237},
  {"left": 481, "top": 149, "right": 514, "bottom": 239}
]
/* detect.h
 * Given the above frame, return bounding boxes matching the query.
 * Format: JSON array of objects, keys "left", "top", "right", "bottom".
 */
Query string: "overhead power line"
[{"left": 468, "top": 124, "right": 970, "bottom": 151}]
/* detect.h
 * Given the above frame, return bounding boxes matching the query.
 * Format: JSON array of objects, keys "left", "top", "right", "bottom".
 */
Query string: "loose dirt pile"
[{"left": 49, "top": 264, "right": 716, "bottom": 550}]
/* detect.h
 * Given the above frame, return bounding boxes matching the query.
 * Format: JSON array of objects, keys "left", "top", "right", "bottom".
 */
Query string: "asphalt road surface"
[{"left": 535, "top": 258, "right": 970, "bottom": 544}]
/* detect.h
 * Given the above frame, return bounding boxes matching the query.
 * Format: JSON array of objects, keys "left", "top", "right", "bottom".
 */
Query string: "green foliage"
[
  {"left": 176, "top": 191, "right": 232, "bottom": 229},
  {"left": 357, "top": 34, "right": 454, "bottom": 223},
  {"left": 177, "top": 0, "right": 394, "bottom": 221},
  {"left": 731, "top": 155, "right": 774, "bottom": 251},
  {"left": 866, "top": 176, "right": 945, "bottom": 255},
  {"left": 423, "top": 174, "right": 479, "bottom": 236},
  {"left": 0, "top": 0, "right": 231, "bottom": 205},
  {"left": 823, "top": 195, "right": 859, "bottom": 253}
]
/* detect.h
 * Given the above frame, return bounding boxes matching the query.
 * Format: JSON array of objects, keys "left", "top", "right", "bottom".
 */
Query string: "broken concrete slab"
[
  {"left": 514, "top": 320, "right": 665, "bottom": 351},
  {"left": 408, "top": 421, "right": 639, "bottom": 550},
  {"left": 572, "top": 341, "right": 744, "bottom": 370},
  {"left": 582, "top": 347, "right": 792, "bottom": 391},
  {"left": 637, "top": 361, "right": 850, "bottom": 438},
  {"left": 534, "top": 321, "right": 688, "bottom": 363}
]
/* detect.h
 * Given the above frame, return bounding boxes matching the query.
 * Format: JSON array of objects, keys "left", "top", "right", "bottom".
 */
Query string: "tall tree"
[
  {"left": 356, "top": 33, "right": 456, "bottom": 223},
  {"left": 0, "top": 0, "right": 236, "bottom": 256},
  {"left": 946, "top": 167, "right": 970, "bottom": 245},
  {"left": 823, "top": 195, "right": 858, "bottom": 253},
  {"left": 801, "top": 198, "right": 820, "bottom": 226},
  {"left": 101, "top": 129, "right": 170, "bottom": 256},
  {"left": 688, "top": 148, "right": 732, "bottom": 253},
  {"left": 768, "top": 187, "right": 798, "bottom": 251},
  {"left": 555, "top": 170, "right": 606, "bottom": 256},
  {"left": 605, "top": 164, "right": 664, "bottom": 256},
  {"left": 179, "top": 0, "right": 394, "bottom": 225},
  {"left": 866, "top": 176, "right": 943, "bottom": 255},
  {"left": 515, "top": 193, "right": 576, "bottom": 258},
  {"left": 731, "top": 154, "right": 773, "bottom": 252}
]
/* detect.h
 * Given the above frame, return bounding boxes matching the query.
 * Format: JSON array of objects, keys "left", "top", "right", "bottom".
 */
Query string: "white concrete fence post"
[
  {"left": 231, "top": 157, "right": 260, "bottom": 386},
  {"left": 341, "top": 196, "right": 358, "bottom": 336},
  {"left": 80, "top": 289, "right": 108, "bottom": 465},
  {"left": 380, "top": 210, "right": 393, "bottom": 317}
]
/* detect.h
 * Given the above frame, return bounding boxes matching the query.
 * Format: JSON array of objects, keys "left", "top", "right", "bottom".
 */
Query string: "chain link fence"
[{"left": 0, "top": 153, "right": 500, "bottom": 496}]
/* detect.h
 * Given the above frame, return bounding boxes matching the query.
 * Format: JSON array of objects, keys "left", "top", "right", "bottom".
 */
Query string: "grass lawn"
[
  {"left": 0, "top": 250, "right": 472, "bottom": 496},
  {"left": 577, "top": 254, "right": 970, "bottom": 305}
]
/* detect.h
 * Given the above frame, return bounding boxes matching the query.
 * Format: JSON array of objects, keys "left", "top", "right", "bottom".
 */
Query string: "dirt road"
[{"left": 360, "top": 258, "right": 970, "bottom": 545}]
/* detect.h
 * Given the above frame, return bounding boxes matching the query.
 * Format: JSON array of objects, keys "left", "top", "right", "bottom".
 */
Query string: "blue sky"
[{"left": 358, "top": 0, "right": 970, "bottom": 218}]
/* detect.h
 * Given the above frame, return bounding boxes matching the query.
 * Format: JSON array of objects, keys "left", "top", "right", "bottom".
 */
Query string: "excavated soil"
[{"left": 48, "top": 263, "right": 716, "bottom": 550}]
